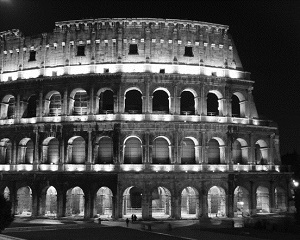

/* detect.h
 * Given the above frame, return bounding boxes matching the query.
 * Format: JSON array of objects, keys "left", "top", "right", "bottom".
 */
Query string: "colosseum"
[{"left": 0, "top": 18, "right": 292, "bottom": 220}]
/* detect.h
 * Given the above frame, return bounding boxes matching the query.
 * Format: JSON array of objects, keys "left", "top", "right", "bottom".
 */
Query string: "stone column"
[
  {"left": 60, "top": 139, "right": 65, "bottom": 164},
  {"left": 89, "top": 87, "right": 94, "bottom": 114},
  {"left": 33, "top": 129, "right": 39, "bottom": 165},
  {"left": 87, "top": 130, "right": 92, "bottom": 163},
  {"left": 227, "top": 177, "right": 234, "bottom": 217},
  {"left": 195, "top": 96, "right": 200, "bottom": 115},
  {"left": 37, "top": 91, "right": 43, "bottom": 117},
  {"left": 142, "top": 96, "right": 146, "bottom": 113},
  {"left": 201, "top": 188, "right": 208, "bottom": 217},
  {"left": 195, "top": 145, "right": 201, "bottom": 163},
  {"left": 250, "top": 181, "right": 256, "bottom": 215},
  {"left": 57, "top": 189, "right": 66, "bottom": 218},
  {"left": 113, "top": 95, "right": 118, "bottom": 114},
  {"left": 31, "top": 187, "right": 40, "bottom": 217},
  {"left": 269, "top": 181, "right": 275, "bottom": 213},
  {"left": 142, "top": 192, "right": 151, "bottom": 220},
  {"left": 84, "top": 189, "right": 94, "bottom": 219},
  {"left": 171, "top": 193, "right": 181, "bottom": 219},
  {"left": 62, "top": 89, "right": 68, "bottom": 115},
  {"left": 93, "top": 144, "right": 99, "bottom": 164}
]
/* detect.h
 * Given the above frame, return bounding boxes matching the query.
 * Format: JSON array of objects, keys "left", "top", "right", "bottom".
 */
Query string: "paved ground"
[{"left": 1, "top": 217, "right": 300, "bottom": 240}]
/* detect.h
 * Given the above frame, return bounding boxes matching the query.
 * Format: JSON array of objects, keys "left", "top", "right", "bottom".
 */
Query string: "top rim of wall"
[{"left": 55, "top": 18, "right": 229, "bottom": 30}]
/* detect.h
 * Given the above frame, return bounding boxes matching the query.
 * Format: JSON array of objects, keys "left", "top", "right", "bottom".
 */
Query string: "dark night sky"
[{"left": 0, "top": 0, "right": 300, "bottom": 155}]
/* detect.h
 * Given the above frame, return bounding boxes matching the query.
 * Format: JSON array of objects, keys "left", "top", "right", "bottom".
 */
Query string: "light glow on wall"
[
  {"left": 39, "top": 164, "right": 58, "bottom": 171},
  {"left": 94, "top": 164, "right": 114, "bottom": 172},
  {"left": 1, "top": 63, "right": 249, "bottom": 83},
  {"left": 121, "top": 164, "right": 144, "bottom": 172},
  {"left": 122, "top": 114, "right": 144, "bottom": 122},
  {"left": 64, "top": 164, "right": 86, "bottom": 171},
  {"left": 151, "top": 165, "right": 174, "bottom": 172},
  {"left": 16, "top": 164, "right": 33, "bottom": 171},
  {"left": 0, "top": 165, "right": 10, "bottom": 171}
]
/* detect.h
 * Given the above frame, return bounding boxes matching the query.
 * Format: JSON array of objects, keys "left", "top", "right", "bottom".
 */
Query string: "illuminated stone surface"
[{"left": 0, "top": 18, "right": 291, "bottom": 219}]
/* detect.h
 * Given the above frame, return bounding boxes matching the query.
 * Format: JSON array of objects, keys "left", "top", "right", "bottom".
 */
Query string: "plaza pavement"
[{"left": 1, "top": 217, "right": 300, "bottom": 240}]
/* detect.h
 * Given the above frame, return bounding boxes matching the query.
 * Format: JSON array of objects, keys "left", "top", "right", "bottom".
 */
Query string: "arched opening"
[
  {"left": 208, "top": 186, "right": 226, "bottom": 218},
  {"left": 99, "top": 90, "right": 114, "bottom": 113},
  {"left": 95, "top": 187, "right": 113, "bottom": 219},
  {"left": 0, "top": 138, "right": 12, "bottom": 164},
  {"left": 233, "top": 92, "right": 246, "bottom": 117},
  {"left": 152, "top": 90, "right": 169, "bottom": 113},
  {"left": 7, "top": 96, "right": 15, "bottom": 119},
  {"left": 97, "top": 137, "right": 113, "bottom": 164},
  {"left": 16, "top": 186, "right": 32, "bottom": 216},
  {"left": 234, "top": 186, "right": 249, "bottom": 217},
  {"left": 125, "top": 90, "right": 142, "bottom": 114},
  {"left": 69, "top": 136, "right": 86, "bottom": 164},
  {"left": 275, "top": 187, "right": 286, "bottom": 212},
  {"left": 124, "top": 137, "right": 142, "bottom": 164},
  {"left": 152, "top": 137, "right": 170, "bottom": 164},
  {"left": 45, "top": 186, "right": 57, "bottom": 217},
  {"left": 232, "top": 138, "right": 248, "bottom": 164},
  {"left": 44, "top": 138, "right": 59, "bottom": 164},
  {"left": 255, "top": 140, "right": 268, "bottom": 165},
  {"left": 151, "top": 187, "right": 171, "bottom": 219},
  {"left": 180, "top": 91, "right": 195, "bottom": 115},
  {"left": 49, "top": 92, "right": 62, "bottom": 116},
  {"left": 25, "top": 140, "right": 34, "bottom": 164},
  {"left": 123, "top": 186, "right": 142, "bottom": 218},
  {"left": 4, "top": 187, "right": 10, "bottom": 200},
  {"left": 207, "top": 93, "right": 218, "bottom": 116},
  {"left": 256, "top": 186, "right": 270, "bottom": 213},
  {"left": 207, "top": 139, "right": 220, "bottom": 164},
  {"left": 231, "top": 95, "right": 240, "bottom": 117},
  {"left": 181, "top": 138, "right": 196, "bottom": 164},
  {"left": 181, "top": 187, "right": 199, "bottom": 219},
  {"left": 66, "top": 187, "right": 84, "bottom": 217},
  {"left": 73, "top": 90, "right": 88, "bottom": 115},
  {"left": 23, "top": 95, "right": 37, "bottom": 118}
]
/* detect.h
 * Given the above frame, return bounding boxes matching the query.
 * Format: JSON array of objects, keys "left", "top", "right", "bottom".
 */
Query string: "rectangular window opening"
[
  {"left": 184, "top": 46, "right": 194, "bottom": 57},
  {"left": 129, "top": 44, "right": 138, "bottom": 55},
  {"left": 159, "top": 69, "right": 165, "bottom": 74},
  {"left": 77, "top": 45, "right": 85, "bottom": 56},
  {"left": 104, "top": 68, "right": 109, "bottom": 73},
  {"left": 29, "top": 51, "right": 36, "bottom": 61}
]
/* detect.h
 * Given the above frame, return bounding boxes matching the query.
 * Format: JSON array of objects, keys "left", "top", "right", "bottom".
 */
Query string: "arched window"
[
  {"left": 49, "top": 93, "right": 62, "bottom": 116},
  {"left": 153, "top": 90, "right": 169, "bottom": 113},
  {"left": 234, "top": 186, "right": 249, "bottom": 217},
  {"left": 123, "top": 186, "right": 142, "bottom": 217},
  {"left": 180, "top": 91, "right": 195, "bottom": 115},
  {"left": 98, "top": 137, "right": 113, "bottom": 164},
  {"left": 207, "top": 139, "right": 220, "bottom": 164},
  {"left": 125, "top": 90, "right": 142, "bottom": 114},
  {"left": 0, "top": 139, "right": 12, "bottom": 164},
  {"left": 66, "top": 187, "right": 84, "bottom": 217},
  {"left": 73, "top": 90, "right": 88, "bottom": 115},
  {"left": 181, "top": 138, "right": 195, "bottom": 164},
  {"left": 256, "top": 186, "right": 269, "bottom": 213},
  {"left": 153, "top": 138, "right": 169, "bottom": 164},
  {"left": 69, "top": 137, "right": 86, "bottom": 164},
  {"left": 45, "top": 186, "right": 57, "bottom": 217},
  {"left": 25, "top": 140, "right": 34, "bottom": 164},
  {"left": 151, "top": 187, "right": 171, "bottom": 219},
  {"left": 17, "top": 186, "right": 32, "bottom": 216},
  {"left": 181, "top": 187, "right": 199, "bottom": 218},
  {"left": 95, "top": 187, "right": 113, "bottom": 217},
  {"left": 232, "top": 138, "right": 248, "bottom": 164},
  {"left": 207, "top": 93, "right": 218, "bottom": 116},
  {"left": 255, "top": 140, "right": 268, "bottom": 165},
  {"left": 99, "top": 90, "right": 114, "bottom": 113},
  {"left": 275, "top": 187, "right": 286, "bottom": 212},
  {"left": 7, "top": 96, "right": 15, "bottom": 119},
  {"left": 47, "top": 138, "right": 59, "bottom": 164},
  {"left": 23, "top": 95, "right": 37, "bottom": 118},
  {"left": 231, "top": 95, "right": 240, "bottom": 117},
  {"left": 208, "top": 186, "right": 226, "bottom": 218},
  {"left": 124, "top": 138, "right": 142, "bottom": 164}
]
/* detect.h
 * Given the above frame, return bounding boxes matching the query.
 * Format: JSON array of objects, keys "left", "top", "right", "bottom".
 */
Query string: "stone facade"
[{"left": 0, "top": 18, "right": 291, "bottom": 220}]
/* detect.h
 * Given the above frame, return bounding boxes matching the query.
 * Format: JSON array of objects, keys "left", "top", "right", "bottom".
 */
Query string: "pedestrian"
[
  {"left": 126, "top": 218, "right": 129, "bottom": 227},
  {"left": 134, "top": 214, "right": 137, "bottom": 222},
  {"left": 98, "top": 217, "right": 101, "bottom": 225},
  {"left": 131, "top": 214, "right": 134, "bottom": 223}
]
